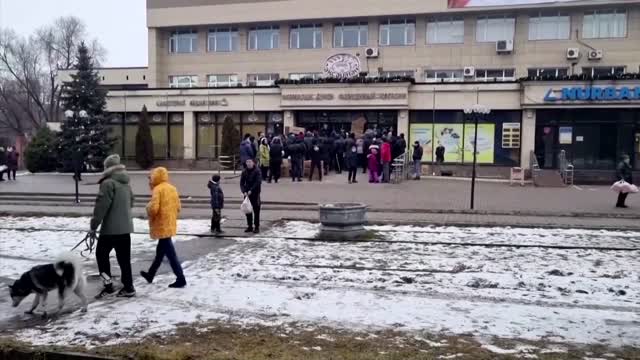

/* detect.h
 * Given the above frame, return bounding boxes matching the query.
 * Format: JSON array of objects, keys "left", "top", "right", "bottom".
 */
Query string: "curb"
[{"left": 0, "top": 349, "right": 115, "bottom": 360}]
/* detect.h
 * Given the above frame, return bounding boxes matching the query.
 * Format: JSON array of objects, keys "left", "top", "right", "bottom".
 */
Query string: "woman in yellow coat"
[
  {"left": 258, "top": 137, "right": 270, "bottom": 182},
  {"left": 140, "top": 167, "right": 187, "bottom": 288}
]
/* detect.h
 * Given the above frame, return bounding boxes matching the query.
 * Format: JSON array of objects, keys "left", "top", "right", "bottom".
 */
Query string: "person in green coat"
[
  {"left": 90, "top": 154, "right": 136, "bottom": 299},
  {"left": 258, "top": 137, "right": 270, "bottom": 181}
]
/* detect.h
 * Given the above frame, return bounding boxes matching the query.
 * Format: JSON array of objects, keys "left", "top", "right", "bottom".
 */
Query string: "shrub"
[{"left": 25, "top": 127, "right": 58, "bottom": 173}]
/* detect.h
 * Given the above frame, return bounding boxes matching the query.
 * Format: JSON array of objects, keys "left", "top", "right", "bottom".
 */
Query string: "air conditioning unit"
[
  {"left": 588, "top": 49, "right": 603, "bottom": 60},
  {"left": 566, "top": 48, "right": 580, "bottom": 60},
  {"left": 365, "top": 47, "right": 379, "bottom": 58},
  {"left": 463, "top": 66, "right": 475, "bottom": 77},
  {"left": 496, "top": 40, "right": 514, "bottom": 54}
]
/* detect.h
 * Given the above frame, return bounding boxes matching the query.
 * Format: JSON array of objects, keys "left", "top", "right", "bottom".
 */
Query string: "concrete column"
[
  {"left": 183, "top": 111, "right": 196, "bottom": 160},
  {"left": 520, "top": 109, "right": 536, "bottom": 168},
  {"left": 147, "top": 28, "right": 161, "bottom": 88},
  {"left": 397, "top": 109, "right": 409, "bottom": 149}
]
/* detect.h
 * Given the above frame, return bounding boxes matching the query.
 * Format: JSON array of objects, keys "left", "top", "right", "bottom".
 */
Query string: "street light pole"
[
  {"left": 464, "top": 104, "right": 491, "bottom": 211},
  {"left": 65, "top": 109, "right": 88, "bottom": 204}
]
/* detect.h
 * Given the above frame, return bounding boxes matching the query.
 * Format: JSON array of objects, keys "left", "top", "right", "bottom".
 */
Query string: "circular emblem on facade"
[
  {"left": 270, "top": 113, "right": 283, "bottom": 123},
  {"left": 247, "top": 113, "right": 259, "bottom": 123},
  {"left": 152, "top": 114, "right": 163, "bottom": 123},
  {"left": 324, "top": 54, "right": 361, "bottom": 79}
]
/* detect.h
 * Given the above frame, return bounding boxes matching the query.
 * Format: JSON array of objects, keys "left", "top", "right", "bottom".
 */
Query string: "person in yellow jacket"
[
  {"left": 258, "top": 137, "right": 270, "bottom": 182},
  {"left": 140, "top": 167, "right": 187, "bottom": 288}
]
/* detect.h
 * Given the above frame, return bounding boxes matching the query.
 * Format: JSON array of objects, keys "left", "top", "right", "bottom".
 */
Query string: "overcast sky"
[{"left": 0, "top": 0, "right": 148, "bottom": 67}]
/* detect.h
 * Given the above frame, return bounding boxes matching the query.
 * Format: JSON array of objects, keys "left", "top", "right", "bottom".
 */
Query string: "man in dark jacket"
[
  {"left": 90, "top": 154, "right": 136, "bottom": 299},
  {"left": 309, "top": 138, "right": 323, "bottom": 181},
  {"left": 395, "top": 133, "right": 407, "bottom": 158},
  {"left": 269, "top": 137, "right": 284, "bottom": 183},
  {"left": 334, "top": 134, "right": 345, "bottom": 174},
  {"left": 616, "top": 154, "right": 633, "bottom": 208},
  {"left": 208, "top": 174, "right": 225, "bottom": 234},
  {"left": 321, "top": 135, "right": 333, "bottom": 175},
  {"left": 239, "top": 134, "right": 254, "bottom": 168},
  {"left": 7, "top": 146, "right": 19, "bottom": 181},
  {"left": 289, "top": 138, "right": 304, "bottom": 182},
  {"left": 240, "top": 158, "right": 262, "bottom": 233},
  {"left": 345, "top": 133, "right": 358, "bottom": 184},
  {"left": 412, "top": 141, "right": 424, "bottom": 180}
]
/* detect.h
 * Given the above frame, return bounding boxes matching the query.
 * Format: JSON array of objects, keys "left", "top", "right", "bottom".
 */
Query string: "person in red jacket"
[{"left": 380, "top": 138, "right": 392, "bottom": 183}]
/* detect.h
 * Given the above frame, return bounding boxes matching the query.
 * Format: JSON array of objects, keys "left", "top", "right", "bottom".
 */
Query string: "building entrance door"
[{"left": 534, "top": 125, "right": 557, "bottom": 169}]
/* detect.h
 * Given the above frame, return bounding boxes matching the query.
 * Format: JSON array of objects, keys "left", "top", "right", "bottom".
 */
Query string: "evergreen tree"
[
  {"left": 220, "top": 115, "right": 241, "bottom": 163},
  {"left": 58, "top": 42, "right": 115, "bottom": 171},
  {"left": 25, "top": 127, "right": 58, "bottom": 173},
  {"left": 135, "top": 105, "right": 154, "bottom": 169}
]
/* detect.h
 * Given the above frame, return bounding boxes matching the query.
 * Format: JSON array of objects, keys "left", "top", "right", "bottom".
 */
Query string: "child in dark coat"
[{"left": 208, "top": 175, "right": 225, "bottom": 234}]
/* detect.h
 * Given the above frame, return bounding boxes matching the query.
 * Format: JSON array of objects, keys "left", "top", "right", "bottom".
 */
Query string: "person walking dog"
[
  {"left": 140, "top": 167, "right": 187, "bottom": 288},
  {"left": 616, "top": 154, "right": 633, "bottom": 208}
]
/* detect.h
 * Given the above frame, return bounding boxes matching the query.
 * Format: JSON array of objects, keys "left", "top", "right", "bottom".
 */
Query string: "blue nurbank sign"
[{"left": 544, "top": 86, "right": 640, "bottom": 102}]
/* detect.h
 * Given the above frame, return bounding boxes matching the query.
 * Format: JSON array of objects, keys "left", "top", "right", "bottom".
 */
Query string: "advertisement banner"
[
  {"left": 434, "top": 124, "right": 464, "bottom": 163},
  {"left": 463, "top": 124, "right": 495, "bottom": 164},
  {"left": 409, "top": 124, "right": 434, "bottom": 162},
  {"left": 448, "top": 0, "right": 579, "bottom": 7}
]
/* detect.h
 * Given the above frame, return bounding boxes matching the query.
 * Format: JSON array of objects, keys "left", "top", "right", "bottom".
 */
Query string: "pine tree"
[
  {"left": 135, "top": 105, "right": 154, "bottom": 169},
  {"left": 220, "top": 115, "right": 241, "bottom": 161},
  {"left": 58, "top": 42, "right": 115, "bottom": 171}
]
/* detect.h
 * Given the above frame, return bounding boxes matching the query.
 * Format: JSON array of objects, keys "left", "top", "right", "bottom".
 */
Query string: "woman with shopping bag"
[
  {"left": 615, "top": 154, "right": 634, "bottom": 208},
  {"left": 240, "top": 159, "right": 262, "bottom": 233}
]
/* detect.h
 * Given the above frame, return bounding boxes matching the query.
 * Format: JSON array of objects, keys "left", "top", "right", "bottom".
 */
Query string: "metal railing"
[
  {"left": 558, "top": 150, "right": 574, "bottom": 186},
  {"left": 391, "top": 152, "right": 410, "bottom": 184}
]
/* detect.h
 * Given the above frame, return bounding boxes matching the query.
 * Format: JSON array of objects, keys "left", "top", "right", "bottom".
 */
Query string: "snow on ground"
[{"left": 1, "top": 218, "right": 639, "bottom": 349}]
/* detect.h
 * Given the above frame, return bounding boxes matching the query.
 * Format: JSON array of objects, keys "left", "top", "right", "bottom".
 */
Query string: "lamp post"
[
  {"left": 463, "top": 104, "right": 491, "bottom": 210},
  {"left": 65, "top": 109, "right": 88, "bottom": 204}
]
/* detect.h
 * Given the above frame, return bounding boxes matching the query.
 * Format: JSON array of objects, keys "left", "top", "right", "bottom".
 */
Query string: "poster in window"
[
  {"left": 434, "top": 124, "right": 463, "bottom": 163},
  {"left": 409, "top": 124, "right": 433, "bottom": 162},
  {"left": 448, "top": 0, "right": 578, "bottom": 7},
  {"left": 463, "top": 124, "right": 495, "bottom": 164},
  {"left": 559, "top": 126, "right": 573, "bottom": 144}
]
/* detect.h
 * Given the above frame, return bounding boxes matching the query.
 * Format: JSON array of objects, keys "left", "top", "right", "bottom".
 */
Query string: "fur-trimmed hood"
[{"left": 99, "top": 164, "right": 129, "bottom": 184}]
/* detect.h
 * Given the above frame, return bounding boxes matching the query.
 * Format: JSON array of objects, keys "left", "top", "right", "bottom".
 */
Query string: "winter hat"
[{"left": 103, "top": 154, "right": 121, "bottom": 169}]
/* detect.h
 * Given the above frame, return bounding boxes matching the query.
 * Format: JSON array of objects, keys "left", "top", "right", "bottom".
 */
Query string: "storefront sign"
[
  {"left": 324, "top": 54, "right": 361, "bottom": 79},
  {"left": 156, "top": 98, "right": 229, "bottom": 107},
  {"left": 282, "top": 93, "right": 407, "bottom": 101},
  {"left": 449, "top": 0, "right": 578, "bottom": 7},
  {"left": 544, "top": 86, "right": 640, "bottom": 102}
]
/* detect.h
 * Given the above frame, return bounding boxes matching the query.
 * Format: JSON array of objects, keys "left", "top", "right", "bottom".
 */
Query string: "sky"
[{"left": 0, "top": 0, "right": 148, "bottom": 67}]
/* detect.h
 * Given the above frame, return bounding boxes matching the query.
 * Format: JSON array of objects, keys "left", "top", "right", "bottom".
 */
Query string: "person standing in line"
[
  {"left": 259, "top": 138, "right": 270, "bottom": 181},
  {"left": 345, "top": 133, "right": 358, "bottom": 184},
  {"left": 368, "top": 147, "right": 380, "bottom": 183},
  {"left": 616, "top": 154, "right": 633, "bottom": 208},
  {"left": 335, "top": 134, "right": 345, "bottom": 174},
  {"left": 381, "top": 138, "right": 392, "bottom": 183},
  {"left": 308, "top": 138, "right": 323, "bottom": 182},
  {"left": 241, "top": 159, "right": 262, "bottom": 233},
  {"left": 0, "top": 147, "right": 7, "bottom": 182},
  {"left": 91, "top": 154, "right": 136, "bottom": 299},
  {"left": 239, "top": 134, "right": 253, "bottom": 169},
  {"left": 208, "top": 174, "right": 225, "bottom": 234},
  {"left": 356, "top": 137, "right": 366, "bottom": 174},
  {"left": 396, "top": 133, "right": 407, "bottom": 158},
  {"left": 140, "top": 167, "right": 187, "bottom": 288},
  {"left": 412, "top": 141, "right": 424, "bottom": 180},
  {"left": 269, "top": 137, "right": 284, "bottom": 183},
  {"left": 6, "top": 146, "right": 18, "bottom": 181},
  {"left": 435, "top": 143, "right": 446, "bottom": 176}
]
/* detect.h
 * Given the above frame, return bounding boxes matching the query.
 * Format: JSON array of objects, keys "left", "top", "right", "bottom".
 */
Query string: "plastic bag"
[
  {"left": 241, "top": 196, "right": 253, "bottom": 214},
  {"left": 0, "top": 165, "right": 6, "bottom": 172},
  {"left": 611, "top": 180, "right": 639, "bottom": 194}
]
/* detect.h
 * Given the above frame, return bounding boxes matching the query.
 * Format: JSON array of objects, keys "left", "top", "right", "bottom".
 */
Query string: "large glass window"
[
  {"left": 334, "top": 22, "right": 368, "bottom": 47},
  {"left": 290, "top": 24, "right": 323, "bottom": 49},
  {"left": 476, "top": 15, "right": 515, "bottom": 42},
  {"left": 528, "top": 68, "right": 569, "bottom": 78},
  {"left": 208, "top": 74, "right": 239, "bottom": 87},
  {"left": 379, "top": 18, "right": 415, "bottom": 46},
  {"left": 196, "top": 113, "right": 217, "bottom": 159},
  {"left": 289, "top": 73, "right": 323, "bottom": 80},
  {"left": 380, "top": 70, "right": 415, "bottom": 78},
  {"left": 247, "top": 73, "right": 279, "bottom": 87},
  {"left": 475, "top": 69, "right": 516, "bottom": 82},
  {"left": 425, "top": 69, "right": 464, "bottom": 82},
  {"left": 168, "top": 113, "right": 184, "bottom": 159},
  {"left": 169, "top": 75, "right": 198, "bottom": 88},
  {"left": 169, "top": 30, "right": 198, "bottom": 53},
  {"left": 582, "top": 66, "right": 625, "bottom": 77},
  {"left": 427, "top": 17, "right": 464, "bottom": 44},
  {"left": 208, "top": 28, "right": 239, "bottom": 52},
  {"left": 583, "top": 9, "right": 627, "bottom": 39},
  {"left": 248, "top": 25, "right": 280, "bottom": 50},
  {"left": 529, "top": 12, "right": 570, "bottom": 40}
]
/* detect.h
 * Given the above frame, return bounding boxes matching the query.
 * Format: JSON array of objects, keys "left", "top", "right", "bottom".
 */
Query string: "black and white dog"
[{"left": 8, "top": 254, "right": 88, "bottom": 316}]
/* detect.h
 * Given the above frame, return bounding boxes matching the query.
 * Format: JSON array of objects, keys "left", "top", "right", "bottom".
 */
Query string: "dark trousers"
[
  {"left": 96, "top": 234, "right": 134, "bottom": 291},
  {"left": 291, "top": 157, "right": 302, "bottom": 180},
  {"left": 336, "top": 153, "right": 344, "bottom": 174},
  {"left": 348, "top": 167, "right": 357, "bottom": 182},
  {"left": 245, "top": 194, "right": 261, "bottom": 229},
  {"left": 9, "top": 168, "right": 16, "bottom": 180},
  {"left": 309, "top": 160, "right": 322, "bottom": 181},
  {"left": 617, "top": 192, "right": 629, "bottom": 207},
  {"left": 269, "top": 161, "right": 281, "bottom": 182},
  {"left": 147, "top": 238, "right": 185, "bottom": 281},
  {"left": 359, "top": 154, "right": 367, "bottom": 173},
  {"left": 73, "top": 167, "right": 82, "bottom": 181},
  {"left": 211, "top": 209, "right": 222, "bottom": 231},
  {"left": 260, "top": 165, "right": 269, "bottom": 181}
]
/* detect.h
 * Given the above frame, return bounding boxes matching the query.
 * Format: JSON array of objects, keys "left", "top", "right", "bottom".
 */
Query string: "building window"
[
  {"left": 528, "top": 12, "right": 570, "bottom": 40},
  {"left": 169, "top": 30, "right": 198, "bottom": 53},
  {"left": 476, "top": 15, "right": 515, "bottom": 42},
  {"left": 427, "top": 17, "right": 464, "bottom": 44},
  {"left": 475, "top": 69, "right": 516, "bottom": 82},
  {"left": 248, "top": 73, "right": 279, "bottom": 86},
  {"left": 379, "top": 18, "right": 415, "bottom": 46},
  {"left": 248, "top": 25, "right": 280, "bottom": 50},
  {"left": 208, "top": 74, "right": 239, "bottom": 87},
  {"left": 208, "top": 28, "right": 239, "bottom": 52},
  {"left": 583, "top": 9, "right": 627, "bottom": 39},
  {"left": 527, "top": 68, "right": 569, "bottom": 77},
  {"left": 169, "top": 75, "right": 198, "bottom": 88},
  {"left": 380, "top": 70, "right": 415, "bottom": 78},
  {"left": 289, "top": 73, "right": 323, "bottom": 80},
  {"left": 425, "top": 69, "right": 464, "bottom": 82},
  {"left": 582, "top": 66, "right": 625, "bottom": 77},
  {"left": 334, "top": 22, "right": 368, "bottom": 48},
  {"left": 290, "top": 24, "right": 323, "bottom": 49}
]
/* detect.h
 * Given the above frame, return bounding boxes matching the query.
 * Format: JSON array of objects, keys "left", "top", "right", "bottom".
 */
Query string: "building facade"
[{"left": 56, "top": 0, "right": 640, "bottom": 177}]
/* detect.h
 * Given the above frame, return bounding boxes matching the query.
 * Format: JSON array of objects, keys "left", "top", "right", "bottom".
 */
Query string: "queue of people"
[{"left": 0, "top": 146, "right": 19, "bottom": 182}]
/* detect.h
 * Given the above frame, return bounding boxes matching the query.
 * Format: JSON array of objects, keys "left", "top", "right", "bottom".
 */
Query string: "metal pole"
[
  {"left": 75, "top": 174, "right": 80, "bottom": 203},
  {"left": 470, "top": 113, "right": 479, "bottom": 210}
]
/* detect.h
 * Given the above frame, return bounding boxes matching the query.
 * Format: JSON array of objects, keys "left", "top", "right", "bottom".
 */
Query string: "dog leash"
[{"left": 71, "top": 231, "right": 98, "bottom": 258}]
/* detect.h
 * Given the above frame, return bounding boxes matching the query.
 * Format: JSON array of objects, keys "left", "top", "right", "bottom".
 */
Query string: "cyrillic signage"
[{"left": 544, "top": 86, "right": 640, "bottom": 102}]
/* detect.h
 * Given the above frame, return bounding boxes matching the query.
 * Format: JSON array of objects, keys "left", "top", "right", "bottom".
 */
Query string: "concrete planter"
[{"left": 318, "top": 203, "right": 368, "bottom": 240}]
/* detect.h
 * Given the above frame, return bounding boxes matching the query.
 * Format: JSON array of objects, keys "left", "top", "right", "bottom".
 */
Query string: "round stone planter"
[{"left": 318, "top": 203, "right": 368, "bottom": 241}]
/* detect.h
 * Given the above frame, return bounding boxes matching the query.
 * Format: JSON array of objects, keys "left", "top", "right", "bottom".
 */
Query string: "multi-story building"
[{"left": 57, "top": 0, "right": 640, "bottom": 179}]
